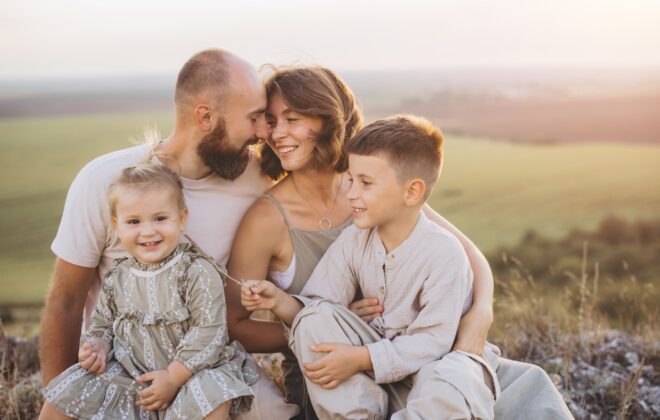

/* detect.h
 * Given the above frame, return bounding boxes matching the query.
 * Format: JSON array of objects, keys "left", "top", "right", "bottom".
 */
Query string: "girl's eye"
[
  {"left": 266, "top": 119, "right": 275, "bottom": 128},
  {"left": 155, "top": 216, "right": 168, "bottom": 222},
  {"left": 347, "top": 177, "right": 353, "bottom": 184},
  {"left": 286, "top": 118, "right": 298, "bottom": 123},
  {"left": 127, "top": 219, "right": 140, "bottom": 225},
  {"left": 361, "top": 181, "right": 372, "bottom": 187}
]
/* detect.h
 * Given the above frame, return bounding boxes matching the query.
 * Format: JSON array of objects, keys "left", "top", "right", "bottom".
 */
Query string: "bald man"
[{"left": 40, "top": 49, "right": 298, "bottom": 418}]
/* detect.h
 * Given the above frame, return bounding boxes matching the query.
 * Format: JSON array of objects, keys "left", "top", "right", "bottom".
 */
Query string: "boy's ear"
[{"left": 404, "top": 179, "right": 426, "bottom": 206}]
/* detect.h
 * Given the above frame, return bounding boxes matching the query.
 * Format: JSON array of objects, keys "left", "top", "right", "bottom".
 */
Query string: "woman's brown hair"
[{"left": 260, "top": 66, "right": 363, "bottom": 180}]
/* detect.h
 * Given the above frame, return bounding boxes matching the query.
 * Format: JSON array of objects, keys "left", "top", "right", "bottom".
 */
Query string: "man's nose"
[{"left": 255, "top": 114, "right": 269, "bottom": 142}]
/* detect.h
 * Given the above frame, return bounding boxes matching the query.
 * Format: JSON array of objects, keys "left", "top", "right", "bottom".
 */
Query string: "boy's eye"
[
  {"left": 266, "top": 119, "right": 275, "bottom": 128},
  {"left": 361, "top": 180, "right": 372, "bottom": 186},
  {"left": 286, "top": 117, "right": 298, "bottom": 123},
  {"left": 127, "top": 219, "right": 140, "bottom": 225},
  {"left": 155, "top": 216, "right": 168, "bottom": 222}
]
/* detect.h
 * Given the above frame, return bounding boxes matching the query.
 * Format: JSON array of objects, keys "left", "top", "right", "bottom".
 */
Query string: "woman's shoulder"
[{"left": 241, "top": 185, "right": 293, "bottom": 233}]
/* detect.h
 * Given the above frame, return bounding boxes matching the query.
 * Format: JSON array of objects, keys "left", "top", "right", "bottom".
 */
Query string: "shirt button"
[
  {"left": 387, "top": 254, "right": 395, "bottom": 262},
  {"left": 379, "top": 286, "right": 385, "bottom": 293}
]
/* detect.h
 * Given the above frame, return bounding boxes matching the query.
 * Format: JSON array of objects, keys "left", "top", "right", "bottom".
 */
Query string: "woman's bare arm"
[
  {"left": 226, "top": 198, "right": 291, "bottom": 353},
  {"left": 422, "top": 204, "right": 494, "bottom": 354}
]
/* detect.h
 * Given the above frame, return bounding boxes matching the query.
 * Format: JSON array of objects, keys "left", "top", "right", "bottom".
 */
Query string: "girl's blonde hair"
[{"left": 108, "top": 162, "right": 186, "bottom": 217}]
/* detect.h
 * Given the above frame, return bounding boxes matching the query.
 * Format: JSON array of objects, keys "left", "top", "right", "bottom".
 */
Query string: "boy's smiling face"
[{"left": 347, "top": 153, "right": 407, "bottom": 229}]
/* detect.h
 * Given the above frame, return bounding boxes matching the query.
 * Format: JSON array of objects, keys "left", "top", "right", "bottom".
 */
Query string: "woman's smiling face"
[{"left": 265, "top": 93, "right": 323, "bottom": 172}]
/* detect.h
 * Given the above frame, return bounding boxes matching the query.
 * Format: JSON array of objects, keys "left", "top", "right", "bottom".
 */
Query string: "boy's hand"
[
  {"left": 136, "top": 370, "right": 180, "bottom": 411},
  {"left": 452, "top": 304, "right": 493, "bottom": 356},
  {"left": 303, "top": 343, "right": 371, "bottom": 389},
  {"left": 349, "top": 297, "right": 383, "bottom": 322},
  {"left": 78, "top": 338, "right": 109, "bottom": 373},
  {"left": 241, "top": 280, "right": 281, "bottom": 312}
]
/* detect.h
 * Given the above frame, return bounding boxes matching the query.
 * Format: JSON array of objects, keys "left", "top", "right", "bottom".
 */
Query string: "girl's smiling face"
[
  {"left": 112, "top": 186, "right": 187, "bottom": 265},
  {"left": 265, "top": 93, "right": 323, "bottom": 172}
]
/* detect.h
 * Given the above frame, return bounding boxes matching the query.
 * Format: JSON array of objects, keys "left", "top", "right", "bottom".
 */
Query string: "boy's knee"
[{"left": 292, "top": 301, "right": 341, "bottom": 334}]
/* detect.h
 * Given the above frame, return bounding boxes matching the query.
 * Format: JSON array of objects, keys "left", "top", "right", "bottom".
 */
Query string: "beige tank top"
[{"left": 261, "top": 194, "right": 352, "bottom": 294}]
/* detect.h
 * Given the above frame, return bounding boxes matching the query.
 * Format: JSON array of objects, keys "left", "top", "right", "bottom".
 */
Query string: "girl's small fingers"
[
  {"left": 80, "top": 353, "right": 96, "bottom": 369},
  {"left": 139, "top": 395, "right": 159, "bottom": 406},
  {"left": 89, "top": 356, "right": 103, "bottom": 372}
]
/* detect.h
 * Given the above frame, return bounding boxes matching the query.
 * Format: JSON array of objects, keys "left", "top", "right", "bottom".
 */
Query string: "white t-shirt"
[{"left": 51, "top": 143, "right": 271, "bottom": 327}]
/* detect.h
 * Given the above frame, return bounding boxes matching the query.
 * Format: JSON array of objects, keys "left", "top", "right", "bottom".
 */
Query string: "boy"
[{"left": 241, "top": 115, "right": 500, "bottom": 419}]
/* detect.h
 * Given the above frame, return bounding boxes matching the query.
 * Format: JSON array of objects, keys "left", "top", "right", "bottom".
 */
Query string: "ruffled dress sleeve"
[
  {"left": 80, "top": 259, "right": 122, "bottom": 347},
  {"left": 174, "top": 257, "right": 230, "bottom": 375}
]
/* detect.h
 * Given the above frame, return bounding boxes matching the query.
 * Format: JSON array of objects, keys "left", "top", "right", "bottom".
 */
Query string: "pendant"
[{"left": 318, "top": 217, "right": 333, "bottom": 230}]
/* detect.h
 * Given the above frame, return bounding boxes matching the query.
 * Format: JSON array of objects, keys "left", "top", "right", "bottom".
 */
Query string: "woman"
[{"left": 226, "top": 66, "right": 571, "bottom": 419}]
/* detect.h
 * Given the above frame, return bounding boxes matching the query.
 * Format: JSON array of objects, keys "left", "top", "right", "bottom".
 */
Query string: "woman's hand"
[
  {"left": 349, "top": 297, "right": 383, "bottom": 322},
  {"left": 136, "top": 370, "right": 180, "bottom": 411},
  {"left": 78, "top": 338, "right": 109, "bottom": 373},
  {"left": 452, "top": 304, "right": 493, "bottom": 356}
]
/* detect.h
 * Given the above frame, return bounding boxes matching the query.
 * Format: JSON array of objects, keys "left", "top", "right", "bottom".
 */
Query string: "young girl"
[{"left": 40, "top": 162, "right": 257, "bottom": 420}]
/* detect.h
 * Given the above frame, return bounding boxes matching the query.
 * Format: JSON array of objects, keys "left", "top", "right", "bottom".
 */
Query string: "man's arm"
[{"left": 40, "top": 258, "right": 96, "bottom": 385}]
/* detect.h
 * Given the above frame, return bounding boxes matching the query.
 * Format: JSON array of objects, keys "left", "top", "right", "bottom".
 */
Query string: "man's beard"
[{"left": 197, "top": 118, "right": 252, "bottom": 181}]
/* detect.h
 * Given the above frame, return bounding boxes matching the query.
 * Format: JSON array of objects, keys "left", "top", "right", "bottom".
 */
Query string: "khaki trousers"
[{"left": 289, "top": 300, "right": 499, "bottom": 420}]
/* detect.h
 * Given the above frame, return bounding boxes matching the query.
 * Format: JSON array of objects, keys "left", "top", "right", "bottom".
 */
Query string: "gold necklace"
[{"left": 291, "top": 174, "right": 343, "bottom": 231}]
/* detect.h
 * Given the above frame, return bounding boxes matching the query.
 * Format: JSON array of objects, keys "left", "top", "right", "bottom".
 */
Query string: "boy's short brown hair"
[{"left": 345, "top": 115, "right": 444, "bottom": 199}]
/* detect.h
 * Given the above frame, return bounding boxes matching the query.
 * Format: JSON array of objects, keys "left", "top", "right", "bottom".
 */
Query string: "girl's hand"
[
  {"left": 349, "top": 297, "right": 383, "bottom": 322},
  {"left": 78, "top": 339, "right": 109, "bottom": 373},
  {"left": 240, "top": 280, "right": 281, "bottom": 312},
  {"left": 452, "top": 304, "right": 493, "bottom": 356},
  {"left": 136, "top": 370, "right": 180, "bottom": 411}
]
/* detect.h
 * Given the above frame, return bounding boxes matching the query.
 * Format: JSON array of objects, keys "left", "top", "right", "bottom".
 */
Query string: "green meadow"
[{"left": 1, "top": 112, "right": 659, "bottom": 303}]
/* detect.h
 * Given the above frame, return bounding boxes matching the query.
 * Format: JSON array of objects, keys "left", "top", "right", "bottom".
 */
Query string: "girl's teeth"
[{"left": 279, "top": 146, "right": 297, "bottom": 153}]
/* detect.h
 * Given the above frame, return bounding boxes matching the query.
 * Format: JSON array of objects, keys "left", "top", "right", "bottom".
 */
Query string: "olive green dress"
[{"left": 43, "top": 243, "right": 258, "bottom": 419}]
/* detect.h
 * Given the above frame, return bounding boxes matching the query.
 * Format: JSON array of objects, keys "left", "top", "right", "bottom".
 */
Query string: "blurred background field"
[
  {"left": 1, "top": 70, "right": 659, "bottom": 310},
  {"left": 1, "top": 41, "right": 660, "bottom": 420}
]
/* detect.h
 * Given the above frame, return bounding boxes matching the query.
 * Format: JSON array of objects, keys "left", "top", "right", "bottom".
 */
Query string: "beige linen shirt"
[{"left": 299, "top": 212, "right": 473, "bottom": 384}]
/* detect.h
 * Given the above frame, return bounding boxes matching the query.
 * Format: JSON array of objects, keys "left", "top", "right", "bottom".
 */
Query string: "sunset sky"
[{"left": 1, "top": 0, "right": 659, "bottom": 79}]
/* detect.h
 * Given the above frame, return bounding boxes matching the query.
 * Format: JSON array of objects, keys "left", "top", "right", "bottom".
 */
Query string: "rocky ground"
[{"left": 1, "top": 329, "right": 658, "bottom": 419}]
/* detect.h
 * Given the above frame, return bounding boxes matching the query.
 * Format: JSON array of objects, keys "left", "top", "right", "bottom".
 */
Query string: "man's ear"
[
  {"left": 194, "top": 104, "right": 213, "bottom": 132},
  {"left": 404, "top": 179, "right": 426, "bottom": 206}
]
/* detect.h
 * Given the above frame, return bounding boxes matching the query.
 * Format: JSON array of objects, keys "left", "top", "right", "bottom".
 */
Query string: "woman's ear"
[{"left": 404, "top": 179, "right": 426, "bottom": 207}]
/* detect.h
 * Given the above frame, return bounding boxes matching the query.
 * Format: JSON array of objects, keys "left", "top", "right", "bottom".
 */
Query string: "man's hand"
[
  {"left": 452, "top": 304, "right": 493, "bottom": 356},
  {"left": 349, "top": 297, "right": 383, "bottom": 322},
  {"left": 136, "top": 370, "right": 181, "bottom": 411},
  {"left": 78, "top": 338, "right": 109, "bottom": 373},
  {"left": 240, "top": 280, "right": 281, "bottom": 312},
  {"left": 303, "top": 343, "right": 371, "bottom": 389}
]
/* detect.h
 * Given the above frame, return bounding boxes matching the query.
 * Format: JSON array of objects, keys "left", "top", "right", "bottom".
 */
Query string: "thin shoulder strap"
[{"left": 260, "top": 194, "right": 294, "bottom": 230}]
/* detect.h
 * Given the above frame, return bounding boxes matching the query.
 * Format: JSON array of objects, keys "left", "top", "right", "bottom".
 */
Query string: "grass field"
[{"left": 1, "top": 111, "right": 659, "bottom": 303}]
